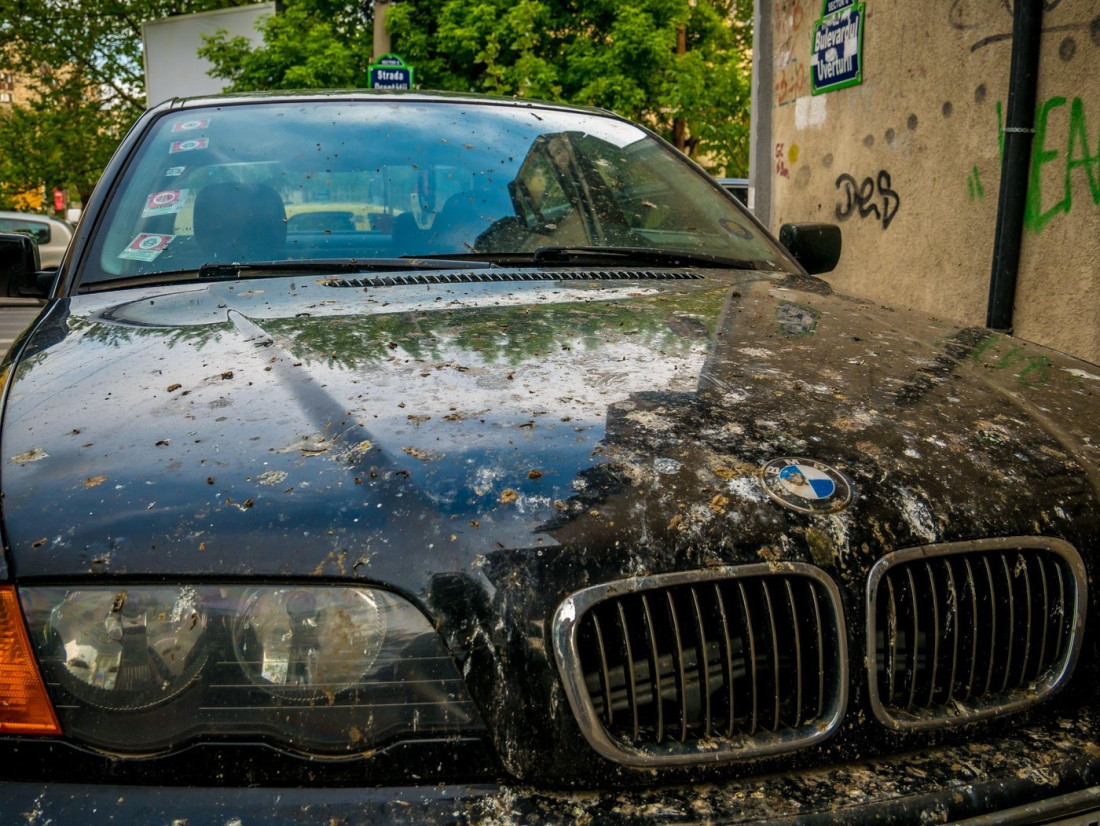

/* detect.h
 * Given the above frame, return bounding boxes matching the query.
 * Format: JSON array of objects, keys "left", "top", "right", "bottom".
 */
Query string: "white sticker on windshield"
[
  {"left": 171, "top": 118, "right": 210, "bottom": 132},
  {"left": 142, "top": 188, "right": 190, "bottom": 217},
  {"left": 120, "top": 233, "right": 173, "bottom": 262},
  {"left": 169, "top": 138, "right": 208, "bottom": 154},
  {"left": 165, "top": 166, "right": 186, "bottom": 177}
]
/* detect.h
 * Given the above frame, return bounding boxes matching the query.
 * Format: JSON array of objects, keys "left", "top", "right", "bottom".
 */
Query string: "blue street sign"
[{"left": 811, "top": 4, "right": 864, "bottom": 95}]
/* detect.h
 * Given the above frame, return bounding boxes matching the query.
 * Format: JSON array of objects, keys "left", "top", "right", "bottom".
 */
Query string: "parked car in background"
[
  {"left": 0, "top": 92, "right": 1098, "bottom": 824},
  {"left": 0, "top": 210, "right": 73, "bottom": 268}
]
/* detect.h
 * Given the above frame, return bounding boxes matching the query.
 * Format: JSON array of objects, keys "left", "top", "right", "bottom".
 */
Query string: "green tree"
[
  {"left": 0, "top": 0, "right": 225, "bottom": 210},
  {"left": 202, "top": 0, "right": 754, "bottom": 175},
  {"left": 199, "top": 0, "right": 376, "bottom": 91}
]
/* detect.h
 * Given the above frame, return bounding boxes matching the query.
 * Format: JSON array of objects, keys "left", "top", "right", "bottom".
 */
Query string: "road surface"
[{"left": 0, "top": 302, "right": 44, "bottom": 355}]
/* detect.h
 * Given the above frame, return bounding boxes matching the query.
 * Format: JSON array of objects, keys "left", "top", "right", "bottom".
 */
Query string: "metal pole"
[
  {"left": 748, "top": 1, "right": 774, "bottom": 224},
  {"left": 986, "top": 0, "right": 1043, "bottom": 332}
]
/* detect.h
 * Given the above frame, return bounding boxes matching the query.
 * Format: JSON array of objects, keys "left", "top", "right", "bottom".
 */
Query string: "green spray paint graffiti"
[
  {"left": 968, "top": 165, "right": 985, "bottom": 200},
  {"left": 980, "top": 97, "right": 1099, "bottom": 231},
  {"left": 1026, "top": 96, "right": 1099, "bottom": 232}
]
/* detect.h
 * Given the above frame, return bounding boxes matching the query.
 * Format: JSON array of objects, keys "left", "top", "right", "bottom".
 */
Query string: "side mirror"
[
  {"left": 778, "top": 223, "right": 842, "bottom": 275},
  {"left": 0, "top": 232, "right": 52, "bottom": 298}
]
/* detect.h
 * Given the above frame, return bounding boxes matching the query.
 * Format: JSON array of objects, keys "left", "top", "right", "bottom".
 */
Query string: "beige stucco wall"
[{"left": 765, "top": 0, "right": 1100, "bottom": 365}]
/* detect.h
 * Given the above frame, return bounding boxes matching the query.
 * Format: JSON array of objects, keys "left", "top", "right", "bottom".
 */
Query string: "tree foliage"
[
  {"left": 0, "top": 0, "right": 225, "bottom": 208},
  {"left": 203, "top": 0, "right": 754, "bottom": 175},
  {"left": 0, "top": 0, "right": 752, "bottom": 211},
  {"left": 199, "top": 0, "right": 376, "bottom": 91}
]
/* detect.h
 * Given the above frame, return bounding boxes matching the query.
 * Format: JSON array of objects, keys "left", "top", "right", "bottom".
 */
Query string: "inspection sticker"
[
  {"left": 120, "top": 234, "right": 173, "bottom": 262},
  {"left": 719, "top": 218, "right": 754, "bottom": 240},
  {"left": 142, "top": 189, "right": 190, "bottom": 217},
  {"left": 171, "top": 118, "right": 210, "bottom": 132},
  {"left": 169, "top": 138, "right": 209, "bottom": 154},
  {"left": 165, "top": 166, "right": 186, "bottom": 177}
]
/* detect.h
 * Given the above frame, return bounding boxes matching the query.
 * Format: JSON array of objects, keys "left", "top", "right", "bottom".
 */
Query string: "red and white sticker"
[
  {"left": 169, "top": 138, "right": 209, "bottom": 154},
  {"left": 142, "top": 188, "right": 190, "bottom": 217},
  {"left": 171, "top": 118, "right": 210, "bottom": 132},
  {"left": 120, "top": 233, "right": 174, "bottom": 262},
  {"left": 165, "top": 166, "right": 186, "bottom": 177}
]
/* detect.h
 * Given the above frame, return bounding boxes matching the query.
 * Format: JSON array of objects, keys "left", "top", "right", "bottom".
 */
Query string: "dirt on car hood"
[
  {"left": 4, "top": 266, "right": 1099, "bottom": 783},
  {"left": 2, "top": 268, "right": 1097, "bottom": 591}
]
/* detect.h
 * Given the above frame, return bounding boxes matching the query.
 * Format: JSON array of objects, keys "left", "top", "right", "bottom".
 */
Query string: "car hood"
[{"left": 3, "top": 269, "right": 1098, "bottom": 591}]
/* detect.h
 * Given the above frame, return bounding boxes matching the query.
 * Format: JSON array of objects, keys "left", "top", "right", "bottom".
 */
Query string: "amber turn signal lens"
[{"left": 0, "top": 585, "right": 61, "bottom": 735}]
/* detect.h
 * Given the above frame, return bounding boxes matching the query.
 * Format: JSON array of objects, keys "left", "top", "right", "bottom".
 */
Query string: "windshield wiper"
[
  {"left": 198, "top": 257, "right": 495, "bottom": 279},
  {"left": 414, "top": 247, "right": 764, "bottom": 270},
  {"left": 531, "top": 246, "right": 763, "bottom": 270},
  {"left": 80, "top": 257, "right": 499, "bottom": 292}
]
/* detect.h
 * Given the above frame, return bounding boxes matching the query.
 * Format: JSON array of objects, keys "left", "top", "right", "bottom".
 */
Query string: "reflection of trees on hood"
[
  {"left": 68, "top": 285, "right": 730, "bottom": 370},
  {"left": 71, "top": 315, "right": 233, "bottom": 351},
  {"left": 265, "top": 288, "right": 729, "bottom": 370}
]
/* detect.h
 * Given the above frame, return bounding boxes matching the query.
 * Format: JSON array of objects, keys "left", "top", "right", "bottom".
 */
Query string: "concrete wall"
[{"left": 755, "top": 0, "right": 1100, "bottom": 366}]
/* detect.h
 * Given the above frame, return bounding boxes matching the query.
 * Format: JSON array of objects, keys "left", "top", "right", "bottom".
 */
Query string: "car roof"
[
  {"left": 0, "top": 210, "right": 66, "bottom": 222},
  {"left": 154, "top": 89, "right": 616, "bottom": 119}
]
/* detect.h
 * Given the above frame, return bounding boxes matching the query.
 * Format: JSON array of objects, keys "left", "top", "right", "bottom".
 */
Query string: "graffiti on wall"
[
  {"left": 1026, "top": 95, "right": 1099, "bottom": 233},
  {"left": 776, "top": 0, "right": 806, "bottom": 54},
  {"left": 948, "top": 0, "right": 1078, "bottom": 53},
  {"left": 775, "top": 60, "right": 809, "bottom": 107},
  {"left": 776, "top": 143, "right": 791, "bottom": 178},
  {"left": 835, "top": 171, "right": 901, "bottom": 229},
  {"left": 774, "top": 0, "right": 809, "bottom": 106},
  {"left": 774, "top": 0, "right": 807, "bottom": 107},
  {"left": 968, "top": 166, "right": 986, "bottom": 201},
  {"left": 976, "top": 94, "right": 1099, "bottom": 230}
]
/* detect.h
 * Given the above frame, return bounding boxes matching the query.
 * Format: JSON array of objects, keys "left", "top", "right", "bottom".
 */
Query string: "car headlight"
[
  {"left": 232, "top": 586, "right": 385, "bottom": 701},
  {"left": 47, "top": 586, "right": 207, "bottom": 710},
  {"left": 19, "top": 584, "right": 481, "bottom": 754}
]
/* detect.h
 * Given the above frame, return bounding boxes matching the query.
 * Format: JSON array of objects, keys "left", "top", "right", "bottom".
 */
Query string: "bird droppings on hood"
[
  {"left": 804, "top": 527, "right": 836, "bottom": 568},
  {"left": 1063, "top": 367, "right": 1100, "bottom": 382},
  {"left": 976, "top": 419, "right": 1014, "bottom": 446},
  {"left": 726, "top": 475, "right": 766, "bottom": 504},
  {"left": 856, "top": 440, "right": 883, "bottom": 459},
  {"left": 896, "top": 487, "right": 938, "bottom": 542},
  {"left": 833, "top": 410, "right": 877, "bottom": 432},
  {"left": 756, "top": 539, "right": 791, "bottom": 566},
  {"left": 276, "top": 436, "right": 333, "bottom": 456},
  {"left": 311, "top": 549, "right": 349, "bottom": 577},
  {"left": 255, "top": 470, "right": 288, "bottom": 487},
  {"left": 10, "top": 447, "right": 48, "bottom": 464},
  {"left": 653, "top": 457, "right": 681, "bottom": 474},
  {"left": 404, "top": 446, "right": 441, "bottom": 462},
  {"left": 624, "top": 409, "right": 677, "bottom": 434}
]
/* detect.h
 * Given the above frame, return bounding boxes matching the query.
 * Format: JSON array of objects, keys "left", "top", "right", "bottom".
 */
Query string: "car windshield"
[{"left": 82, "top": 99, "right": 790, "bottom": 287}]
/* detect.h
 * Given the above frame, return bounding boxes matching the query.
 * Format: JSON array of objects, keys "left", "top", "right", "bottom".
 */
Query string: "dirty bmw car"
[{"left": 1, "top": 93, "right": 1098, "bottom": 824}]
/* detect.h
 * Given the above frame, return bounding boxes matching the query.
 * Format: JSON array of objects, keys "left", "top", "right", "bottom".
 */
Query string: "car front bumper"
[{"left": 4, "top": 713, "right": 1100, "bottom": 825}]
